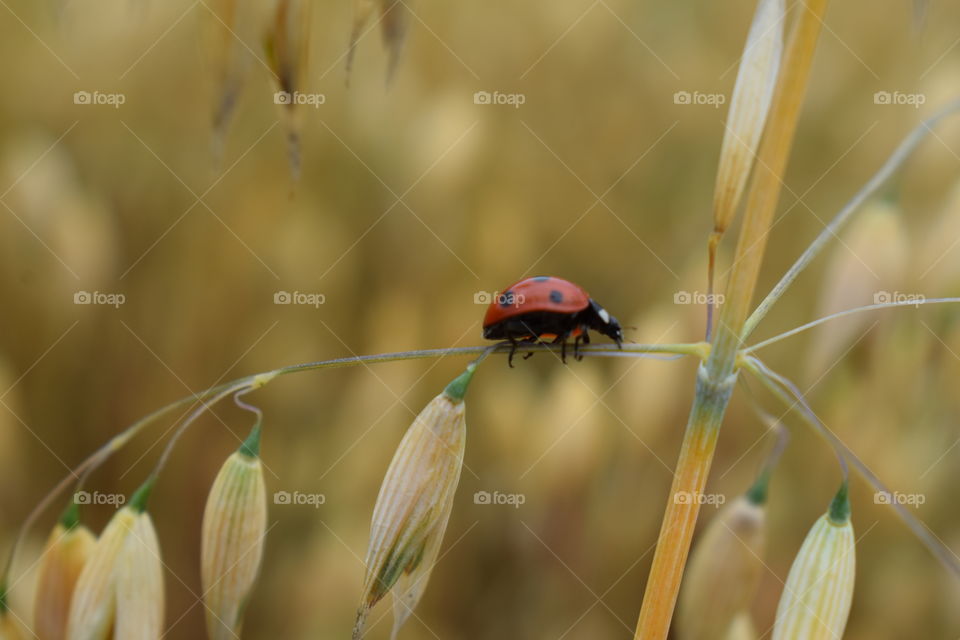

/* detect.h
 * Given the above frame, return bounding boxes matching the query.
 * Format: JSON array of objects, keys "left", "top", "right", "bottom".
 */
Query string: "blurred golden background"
[{"left": 1, "top": 0, "right": 959, "bottom": 638}]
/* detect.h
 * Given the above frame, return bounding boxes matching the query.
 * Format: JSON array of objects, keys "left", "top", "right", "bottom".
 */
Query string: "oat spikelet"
[
  {"left": 34, "top": 503, "right": 96, "bottom": 640},
  {"left": 66, "top": 480, "right": 164, "bottom": 640},
  {"left": 708, "top": 0, "right": 785, "bottom": 315},
  {"left": 265, "top": 0, "right": 312, "bottom": 181},
  {"left": 201, "top": 426, "right": 268, "bottom": 640},
  {"left": 353, "top": 365, "right": 475, "bottom": 640},
  {"left": 677, "top": 494, "right": 766, "bottom": 640},
  {"left": 712, "top": 0, "right": 785, "bottom": 239},
  {"left": 772, "top": 484, "right": 855, "bottom": 640}
]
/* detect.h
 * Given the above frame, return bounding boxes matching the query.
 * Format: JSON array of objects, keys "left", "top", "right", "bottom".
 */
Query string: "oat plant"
[{"left": 4, "top": 0, "right": 960, "bottom": 638}]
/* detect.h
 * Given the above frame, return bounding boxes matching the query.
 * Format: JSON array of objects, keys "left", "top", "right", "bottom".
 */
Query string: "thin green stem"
[
  {"left": 741, "top": 98, "right": 960, "bottom": 341},
  {"left": 744, "top": 297, "right": 960, "bottom": 352}
]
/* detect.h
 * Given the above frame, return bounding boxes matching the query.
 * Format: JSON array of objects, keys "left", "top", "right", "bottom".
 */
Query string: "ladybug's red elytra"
[{"left": 482, "top": 276, "right": 623, "bottom": 366}]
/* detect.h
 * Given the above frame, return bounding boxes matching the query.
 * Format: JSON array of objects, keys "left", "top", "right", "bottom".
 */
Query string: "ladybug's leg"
[
  {"left": 550, "top": 333, "right": 569, "bottom": 364},
  {"left": 575, "top": 329, "right": 589, "bottom": 361},
  {"left": 507, "top": 338, "right": 518, "bottom": 368}
]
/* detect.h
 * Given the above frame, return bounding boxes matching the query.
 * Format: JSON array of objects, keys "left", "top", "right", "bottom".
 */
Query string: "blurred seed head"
[
  {"left": 34, "top": 505, "right": 96, "bottom": 640},
  {"left": 725, "top": 611, "right": 757, "bottom": 640},
  {"left": 807, "top": 199, "right": 907, "bottom": 378},
  {"left": 772, "top": 485, "right": 855, "bottom": 640},
  {"left": 0, "top": 611, "right": 26, "bottom": 640},
  {"left": 264, "top": 0, "right": 312, "bottom": 180},
  {"left": 201, "top": 428, "right": 268, "bottom": 640},
  {"left": 677, "top": 495, "right": 766, "bottom": 640},
  {"left": 353, "top": 367, "right": 473, "bottom": 640}
]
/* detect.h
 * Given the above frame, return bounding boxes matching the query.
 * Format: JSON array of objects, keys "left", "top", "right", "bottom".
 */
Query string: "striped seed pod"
[
  {"left": 353, "top": 365, "right": 475, "bottom": 640},
  {"left": 66, "top": 480, "right": 164, "bottom": 640},
  {"left": 34, "top": 503, "right": 96, "bottom": 640},
  {"left": 201, "top": 426, "right": 268, "bottom": 640},
  {"left": 773, "top": 483, "right": 855, "bottom": 640},
  {"left": 676, "top": 492, "right": 766, "bottom": 640}
]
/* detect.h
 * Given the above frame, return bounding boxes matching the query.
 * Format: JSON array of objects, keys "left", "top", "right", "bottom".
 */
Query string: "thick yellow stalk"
[{"left": 634, "top": 2, "right": 829, "bottom": 639}]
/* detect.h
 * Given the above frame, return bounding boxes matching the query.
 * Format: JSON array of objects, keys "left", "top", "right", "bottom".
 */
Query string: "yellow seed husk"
[
  {"left": 114, "top": 512, "right": 164, "bottom": 640},
  {"left": 712, "top": 0, "right": 785, "bottom": 238},
  {"left": 0, "top": 611, "right": 26, "bottom": 640},
  {"left": 66, "top": 507, "right": 164, "bottom": 640},
  {"left": 676, "top": 496, "right": 766, "bottom": 640},
  {"left": 725, "top": 611, "right": 757, "bottom": 640},
  {"left": 772, "top": 510, "right": 855, "bottom": 640},
  {"left": 201, "top": 449, "right": 268, "bottom": 640},
  {"left": 264, "top": 0, "right": 312, "bottom": 180},
  {"left": 34, "top": 521, "right": 96, "bottom": 640},
  {"left": 353, "top": 389, "right": 467, "bottom": 640}
]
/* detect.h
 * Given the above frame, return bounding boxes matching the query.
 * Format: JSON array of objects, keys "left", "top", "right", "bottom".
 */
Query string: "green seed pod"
[
  {"left": 773, "top": 484, "right": 855, "bottom": 640},
  {"left": 353, "top": 366, "right": 474, "bottom": 640},
  {"left": 201, "top": 427, "right": 268, "bottom": 640}
]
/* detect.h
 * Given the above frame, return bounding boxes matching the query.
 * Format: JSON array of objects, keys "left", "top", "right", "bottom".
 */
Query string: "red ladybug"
[{"left": 482, "top": 276, "right": 623, "bottom": 366}]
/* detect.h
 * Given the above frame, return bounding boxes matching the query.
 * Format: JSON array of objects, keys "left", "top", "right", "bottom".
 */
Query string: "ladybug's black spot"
[
  {"left": 532, "top": 276, "right": 551, "bottom": 282},
  {"left": 549, "top": 290, "right": 563, "bottom": 303},
  {"left": 500, "top": 291, "right": 514, "bottom": 308}
]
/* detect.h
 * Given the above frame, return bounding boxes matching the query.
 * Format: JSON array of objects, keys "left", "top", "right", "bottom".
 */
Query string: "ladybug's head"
[{"left": 587, "top": 300, "right": 623, "bottom": 347}]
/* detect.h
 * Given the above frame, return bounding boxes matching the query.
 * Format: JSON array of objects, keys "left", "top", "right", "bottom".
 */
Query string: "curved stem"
[
  {"left": 2, "top": 340, "right": 701, "bottom": 593},
  {"left": 742, "top": 356, "right": 960, "bottom": 577},
  {"left": 744, "top": 297, "right": 960, "bottom": 352},
  {"left": 741, "top": 98, "right": 960, "bottom": 341}
]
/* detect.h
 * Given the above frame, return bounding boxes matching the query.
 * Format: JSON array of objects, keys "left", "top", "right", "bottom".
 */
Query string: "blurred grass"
[{"left": 0, "top": 0, "right": 959, "bottom": 638}]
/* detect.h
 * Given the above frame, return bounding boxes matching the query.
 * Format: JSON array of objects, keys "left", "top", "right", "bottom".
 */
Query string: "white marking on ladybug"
[{"left": 598, "top": 307, "right": 610, "bottom": 323}]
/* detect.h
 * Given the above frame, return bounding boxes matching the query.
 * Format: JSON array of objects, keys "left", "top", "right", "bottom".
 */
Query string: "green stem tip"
[
  {"left": 59, "top": 499, "right": 81, "bottom": 531},
  {"left": 239, "top": 423, "right": 262, "bottom": 458},
  {"left": 129, "top": 475, "right": 157, "bottom": 513},
  {"left": 443, "top": 363, "right": 477, "bottom": 403},
  {"left": 828, "top": 481, "right": 851, "bottom": 524},
  {"left": 746, "top": 469, "right": 771, "bottom": 506}
]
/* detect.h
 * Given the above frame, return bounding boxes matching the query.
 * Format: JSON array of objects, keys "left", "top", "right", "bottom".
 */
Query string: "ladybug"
[{"left": 482, "top": 276, "right": 623, "bottom": 366}]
